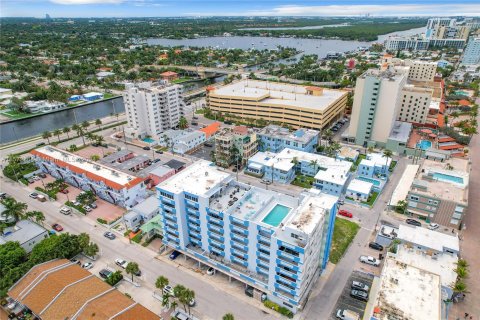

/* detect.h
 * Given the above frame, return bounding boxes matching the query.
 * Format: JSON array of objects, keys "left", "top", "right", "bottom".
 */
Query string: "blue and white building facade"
[
  {"left": 246, "top": 148, "right": 352, "bottom": 197},
  {"left": 358, "top": 152, "right": 391, "bottom": 178},
  {"left": 461, "top": 37, "right": 480, "bottom": 65},
  {"left": 157, "top": 160, "right": 338, "bottom": 313},
  {"left": 257, "top": 125, "right": 319, "bottom": 153}
]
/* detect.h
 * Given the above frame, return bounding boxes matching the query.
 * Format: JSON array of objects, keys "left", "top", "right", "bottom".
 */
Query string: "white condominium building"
[
  {"left": 347, "top": 68, "right": 407, "bottom": 146},
  {"left": 157, "top": 160, "right": 339, "bottom": 313},
  {"left": 123, "top": 81, "right": 185, "bottom": 139}
]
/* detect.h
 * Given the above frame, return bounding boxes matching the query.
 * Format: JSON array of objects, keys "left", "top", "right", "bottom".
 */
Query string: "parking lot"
[
  {"left": 330, "top": 270, "right": 375, "bottom": 319},
  {"left": 190, "top": 143, "right": 214, "bottom": 161}
]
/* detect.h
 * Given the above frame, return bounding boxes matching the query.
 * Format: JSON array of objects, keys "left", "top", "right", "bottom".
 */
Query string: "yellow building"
[{"left": 207, "top": 80, "right": 347, "bottom": 130}]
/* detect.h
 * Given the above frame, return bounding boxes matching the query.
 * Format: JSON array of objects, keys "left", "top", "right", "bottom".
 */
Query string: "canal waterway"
[{"left": 0, "top": 97, "right": 124, "bottom": 144}]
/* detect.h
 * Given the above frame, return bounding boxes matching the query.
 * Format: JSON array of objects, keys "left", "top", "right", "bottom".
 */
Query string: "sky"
[{"left": 2, "top": 0, "right": 480, "bottom": 18}]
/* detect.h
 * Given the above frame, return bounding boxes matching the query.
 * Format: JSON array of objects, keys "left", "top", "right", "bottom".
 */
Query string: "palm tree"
[
  {"left": 82, "top": 120, "right": 91, "bottom": 133},
  {"left": 95, "top": 118, "right": 102, "bottom": 130},
  {"left": 75, "top": 126, "right": 86, "bottom": 146},
  {"left": 156, "top": 275, "right": 169, "bottom": 291},
  {"left": 42, "top": 131, "right": 52, "bottom": 144},
  {"left": 90, "top": 154, "right": 100, "bottom": 161},
  {"left": 457, "top": 259, "right": 469, "bottom": 269},
  {"left": 63, "top": 126, "right": 71, "bottom": 139},
  {"left": 383, "top": 149, "right": 393, "bottom": 172},
  {"left": 25, "top": 211, "right": 45, "bottom": 225},
  {"left": 178, "top": 116, "right": 188, "bottom": 129},
  {"left": 452, "top": 281, "right": 469, "bottom": 295},
  {"left": 173, "top": 284, "right": 187, "bottom": 312},
  {"left": 72, "top": 124, "right": 80, "bottom": 136},
  {"left": 53, "top": 129, "right": 62, "bottom": 142},
  {"left": 183, "top": 288, "right": 195, "bottom": 315},
  {"left": 125, "top": 262, "right": 140, "bottom": 282},
  {"left": 7, "top": 154, "right": 21, "bottom": 168},
  {"left": 455, "top": 266, "right": 468, "bottom": 279},
  {"left": 367, "top": 146, "right": 374, "bottom": 154},
  {"left": 309, "top": 159, "right": 318, "bottom": 173},
  {"left": 2, "top": 198, "right": 28, "bottom": 221},
  {"left": 223, "top": 314, "right": 235, "bottom": 320}
]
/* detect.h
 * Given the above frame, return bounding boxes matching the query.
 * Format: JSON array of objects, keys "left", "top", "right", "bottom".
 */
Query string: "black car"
[
  {"left": 153, "top": 159, "right": 161, "bottom": 163},
  {"left": 99, "top": 269, "right": 113, "bottom": 279},
  {"left": 155, "top": 150, "right": 163, "bottom": 154},
  {"left": 143, "top": 146, "right": 151, "bottom": 150},
  {"left": 350, "top": 289, "right": 368, "bottom": 302},
  {"left": 169, "top": 250, "right": 181, "bottom": 260},
  {"left": 38, "top": 173, "right": 47, "bottom": 178},
  {"left": 369, "top": 242, "right": 384, "bottom": 251},
  {"left": 406, "top": 218, "right": 422, "bottom": 227}
]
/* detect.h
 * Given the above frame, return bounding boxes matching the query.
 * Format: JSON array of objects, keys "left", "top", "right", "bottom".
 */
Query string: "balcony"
[
  {"left": 274, "top": 284, "right": 296, "bottom": 299},
  {"left": 209, "top": 233, "right": 225, "bottom": 243},
  {"left": 190, "top": 237, "right": 202, "bottom": 247},
  {"left": 256, "top": 243, "right": 270, "bottom": 252},
  {"left": 164, "top": 225, "right": 179, "bottom": 236},
  {"left": 277, "top": 250, "right": 301, "bottom": 264},
  {"left": 206, "top": 207, "right": 223, "bottom": 218},
  {"left": 209, "top": 245, "right": 225, "bottom": 257},
  {"left": 165, "top": 222, "right": 178, "bottom": 230},
  {"left": 163, "top": 211, "right": 177, "bottom": 221},
  {"left": 230, "top": 248, "right": 248, "bottom": 260},
  {"left": 189, "top": 224, "right": 201, "bottom": 232},
  {"left": 275, "top": 268, "right": 299, "bottom": 281},
  {"left": 185, "top": 199, "right": 199, "bottom": 208},
  {"left": 275, "top": 276, "right": 298, "bottom": 290},
  {"left": 231, "top": 233, "right": 248, "bottom": 244},
  {"left": 208, "top": 238, "right": 225, "bottom": 249},
  {"left": 188, "top": 216, "right": 201, "bottom": 225},
  {"left": 207, "top": 216, "right": 224, "bottom": 227},
  {"left": 231, "top": 241, "right": 248, "bottom": 252},
  {"left": 256, "top": 267, "right": 270, "bottom": 277},
  {"left": 231, "top": 256, "right": 248, "bottom": 267},
  {"left": 186, "top": 207, "right": 200, "bottom": 217},
  {"left": 231, "top": 225, "right": 248, "bottom": 236},
  {"left": 230, "top": 216, "right": 249, "bottom": 227},
  {"left": 256, "top": 259, "right": 270, "bottom": 270},
  {"left": 189, "top": 229, "right": 201, "bottom": 238},
  {"left": 257, "top": 234, "right": 271, "bottom": 244},
  {"left": 160, "top": 197, "right": 175, "bottom": 206},
  {"left": 257, "top": 251, "right": 270, "bottom": 261},
  {"left": 208, "top": 225, "right": 224, "bottom": 234}
]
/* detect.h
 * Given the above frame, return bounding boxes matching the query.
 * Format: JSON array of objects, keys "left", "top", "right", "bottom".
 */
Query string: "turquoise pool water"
[
  {"left": 417, "top": 140, "right": 432, "bottom": 150},
  {"left": 262, "top": 204, "right": 291, "bottom": 227},
  {"left": 357, "top": 176, "right": 381, "bottom": 187},
  {"left": 143, "top": 137, "right": 155, "bottom": 143},
  {"left": 432, "top": 172, "right": 464, "bottom": 184}
]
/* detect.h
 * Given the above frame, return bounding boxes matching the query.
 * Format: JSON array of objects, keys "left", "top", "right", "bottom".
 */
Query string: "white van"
[{"left": 60, "top": 207, "right": 72, "bottom": 215}]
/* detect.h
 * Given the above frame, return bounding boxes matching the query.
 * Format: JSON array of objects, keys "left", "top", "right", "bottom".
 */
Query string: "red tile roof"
[
  {"left": 458, "top": 99, "right": 471, "bottom": 106},
  {"left": 160, "top": 71, "right": 178, "bottom": 77},
  {"left": 199, "top": 122, "right": 221, "bottom": 138}
]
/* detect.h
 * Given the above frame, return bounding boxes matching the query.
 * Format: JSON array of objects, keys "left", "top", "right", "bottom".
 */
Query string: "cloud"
[
  {"left": 245, "top": 4, "right": 480, "bottom": 17},
  {"left": 50, "top": 0, "right": 123, "bottom": 4}
]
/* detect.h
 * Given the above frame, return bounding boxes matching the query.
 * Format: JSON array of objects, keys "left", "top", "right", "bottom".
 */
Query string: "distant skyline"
[{"left": 1, "top": 0, "right": 480, "bottom": 18}]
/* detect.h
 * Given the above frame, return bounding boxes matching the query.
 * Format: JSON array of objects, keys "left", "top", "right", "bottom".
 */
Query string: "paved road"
[
  {"left": 300, "top": 156, "right": 407, "bottom": 319},
  {"left": 0, "top": 177, "right": 279, "bottom": 320}
]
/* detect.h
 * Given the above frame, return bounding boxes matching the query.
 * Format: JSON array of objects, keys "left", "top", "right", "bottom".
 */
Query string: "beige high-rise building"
[
  {"left": 405, "top": 60, "right": 437, "bottom": 82},
  {"left": 397, "top": 85, "right": 433, "bottom": 123},
  {"left": 207, "top": 80, "right": 347, "bottom": 131}
]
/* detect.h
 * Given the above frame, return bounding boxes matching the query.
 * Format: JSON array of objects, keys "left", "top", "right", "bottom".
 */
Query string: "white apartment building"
[
  {"left": 25, "top": 100, "right": 66, "bottom": 113},
  {"left": 461, "top": 37, "right": 480, "bottom": 65},
  {"left": 123, "top": 81, "right": 185, "bottom": 139},
  {"left": 157, "top": 160, "right": 339, "bottom": 313},
  {"left": 347, "top": 68, "right": 407, "bottom": 146},
  {"left": 31, "top": 146, "right": 146, "bottom": 208},
  {"left": 397, "top": 84, "right": 433, "bottom": 123},
  {"left": 405, "top": 60, "right": 437, "bottom": 82}
]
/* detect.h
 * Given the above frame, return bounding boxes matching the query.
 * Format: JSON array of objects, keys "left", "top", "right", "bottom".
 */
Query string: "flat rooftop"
[
  {"left": 389, "top": 164, "right": 419, "bottom": 206},
  {"left": 31, "top": 146, "right": 143, "bottom": 190},
  {"left": 375, "top": 255, "right": 441, "bottom": 320},
  {"left": 397, "top": 225, "right": 459, "bottom": 252},
  {"left": 258, "top": 125, "right": 319, "bottom": 144},
  {"left": 347, "top": 179, "right": 373, "bottom": 194},
  {"left": 366, "top": 152, "right": 392, "bottom": 167},
  {"left": 0, "top": 220, "right": 46, "bottom": 246},
  {"left": 395, "top": 245, "right": 457, "bottom": 289},
  {"left": 412, "top": 158, "right": 470, "bottom": 204},
  {"left": 210, "top": 80, "right": 347, "bottom": 111},
  {"left": 158, "top": 160, "right": 231, "bottom": 196},
  {"left": 337, "top": 146, "right": 359, "bottom": 160},
  {"left": 388, "top": 121, "right": 412, "bottom": 143}
]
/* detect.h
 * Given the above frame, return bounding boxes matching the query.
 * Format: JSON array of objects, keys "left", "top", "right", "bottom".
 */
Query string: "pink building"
[{"left": 147, "top": 165, "right": 175, "bottom": 188}]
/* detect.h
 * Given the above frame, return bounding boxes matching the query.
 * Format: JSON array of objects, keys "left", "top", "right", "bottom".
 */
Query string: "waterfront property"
[
  {"left": 31, "top": 145, "right": 147, "bottom": 208},
  {"left": 215, "top": 126, "right": 258, "bottom": 168},
  {"left": 257, "top": 125, "right": 319, "bottom": 153},
  {"left": 25, "top": 100, "right": 66, "bottom": 113},
  {"left": 156, "top": 160, "right": 339, "bottom": 313},
  {"left": 246, "top": 148, "right": 352, "bottom": 197},
  {"left": 207, "top": 80, "right": 347, "bottom": 131}
]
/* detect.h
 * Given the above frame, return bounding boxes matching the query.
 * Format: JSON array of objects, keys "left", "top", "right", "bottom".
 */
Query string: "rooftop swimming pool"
[
  {"left": 417, "top": 140, "right": 432, "bottom": 150},
  {"left": 432, "top": 172, "right": 464, "bottom": 185},
  {"left": 143, "top": 137, "right": 155, "bottom": 143},
  {"left": 357, "top": 176, "right": 381, "bottom": 187},
  {"left": 262, "top": 204, "right": 291, "bottom": 227}
]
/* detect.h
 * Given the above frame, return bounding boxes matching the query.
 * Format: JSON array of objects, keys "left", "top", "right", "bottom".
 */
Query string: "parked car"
[
  {"left": 90, "top": 202, "right": 98, "bottom": 209},
  {"left": 153, "top": 159, "right": 161, "bottom": 163},
  {"left": 350, "top": 289, "right": 369, "bottom": 302},
  {"left": 207, "top": 267, "right": 215, "bottom": 276},
  {"left": 338, "top": 209, "right": 353, "bottom": 218},
  {"left": 82, "top": 262, "right": 94, "bottom": 270},
  {"left": 60, "top": 207, "right": 71, "bottom": 215},
  {"left": 0, "top": 192, "right": 7, "bottom": 199},
  {"left": 38, "top": 173, "right": 47, "bottom": 178},
  {"left": 73, "top": 201, "right": 81, "bottom": 206},
  {"left": 169, "top": 250, "right": 181, "bottom": 260},
  {"left": 36, "top": 142, "right": 46, "bottom": 147},
  {"left": 428, "top": 223, "right": 439, "bottom": 230},
  {"left": 336, "top": 309, "right": 360, "bottom": 320},
  {"left": 37, "top": 195, "right": 46, "bottom": 202},
  {"left": 204, "top": 142, "right": 213, "bottom": 147},
  {"left": 28, "top": 178, "right": 35, "bottom": 184},
  {"left": 337, "top": 199, "right": 344, "bottom": 205},
  {"left": 70, "top": 258, "right": 81, "bottom": 265},
  {"left": 104, "top": 231, "right": 116, "bottom": 240},
  {"left": 29, "top": 192, "right": 38, "bottom": 199},
  {"left": 59, "top": 189, "right": 69, "bottom": 194},
  {"left": 261, "top": 179, "right": 272, "bottom": 185},
  {"left": 52, "top": 223, "right": 63, "bottom": 232},
  {"left": 99, "top": 269, "right": 113, "bottom": 279},
  {"left": 155, "top": 150, "right": 164, "bottom": 154},
  {"left": 115, "top": 258, "right": 128, "bottom": 268},
  {"left": 83, "top": 205, "right": 92, "bottom": 212},
  {"left": 143, "top": 146, "right": 151, "bottom": 150},
  {"left": 368, "top": 242, "right": 384, "bottom": 251},
  {"left": 32, "top": 175, "right": 40, "bottom": 181},
  {"left": 351, "top": 281, "right": 369, "bottom": 292},
  {"left": 359, "top": 255, "right": 380, "bottom": 266},
  {"left": 406, "top": 218, "right": 422, "bottom": 227},
  {"left": 163, "top": 285, "right": 174, "bottom": 296},
  {"left": 191, "top": 121, "right": 199, "bottom": 126}
]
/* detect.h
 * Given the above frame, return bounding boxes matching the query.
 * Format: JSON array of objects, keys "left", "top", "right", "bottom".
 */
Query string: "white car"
[
  {"left": 83, "top": 205, "right": 92, "bottom": 212},
  {"left": 163, "top": 285, "right": 174, "bottom": 296},
  {"left": 60, "top": 207, "right": 71, "bottom": 215},
  {"left": 115, "top": 258, "right": 128, "bottom": 269},
  {"left": 359, "top": 255, "right": 380, "bottom": 267},
  {"left": 82, "top": 262, "right": 94, "bottom": 270},
  {"left": 29, "top": 192, "right": 38, "bottom": 199},
  {"left": 207, "top": 267, "right": 215, "bottom": 276},
  {"left": 428, "top": 223, "right": 439, "bottom": 230}
]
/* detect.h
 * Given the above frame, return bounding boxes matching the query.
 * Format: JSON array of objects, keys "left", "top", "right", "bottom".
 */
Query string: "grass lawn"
[
  {"left": 291, "top": 174, "right": 315, "bottom": 188},
  {"left": 172, "top": 77, "right": 193, "bottom": 84},
  {"left": 389, "top": 160, "right": 397, "bottom": 172},
  {"left": 354, "top": 154, "right": 366, "bottom": 166},
  {"left": 361, "top": 191, "right": 379, "bottom": 207},
  {"left": 195, "top": 109, "right": 205, "bottom": 114},
  {"left": 329, "top": 218, "right": 360, "bottom": 264},
  {"left": 1, "top": 110, "right": 39, "bottom": 119}
]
